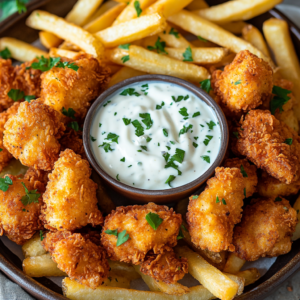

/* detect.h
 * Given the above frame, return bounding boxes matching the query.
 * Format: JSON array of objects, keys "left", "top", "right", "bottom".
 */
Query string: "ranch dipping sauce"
[{"left": 90, "top": 81, "right": 221, "bottom": 190}]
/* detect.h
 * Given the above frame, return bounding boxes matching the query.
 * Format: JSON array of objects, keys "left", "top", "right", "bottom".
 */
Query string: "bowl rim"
[{"left": 83, "top": 74, "right": 229, "bottom": 197}]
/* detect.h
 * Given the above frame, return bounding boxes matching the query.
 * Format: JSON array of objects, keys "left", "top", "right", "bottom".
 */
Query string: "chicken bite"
[
  {"left": 234, "top": 109, "right": 300, "bottom": 184},
  {"left": 212, "top": 50, "right": 273, "bottom": 116},
  {"left": 40, "top": 53, "right": 110, "bottom": 119},
  {"left": 223, "top": 158, "right": 258, "bottom": 198},
  {"left": 41, "top": 149, "right": 103, "bottom": 231},
  {"left": 233, "top": 198, "right": 297, "bottom": 261},
  {"left": 0, "top": 175, "right": 43, "bottom": 245},
  {"left": 187, "top": 167, "right": 245, "bottom": 252},
  {"left": 3, "top": 101, "right": 65, "bottom": 171},
  {"left": 42, "top": 231, "right": 109, "bottom": 289},
  {"left": 24, "top": 167, "right": 49, "bottom": 193},
  {"left": 140, "top": 250, "right": 188, "bottom": 284},
  {"left": 101, "top": 203, "right": 182, "bottom": 264}
]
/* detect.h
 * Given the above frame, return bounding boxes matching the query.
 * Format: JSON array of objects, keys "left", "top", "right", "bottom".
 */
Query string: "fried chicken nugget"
[
  {"left": 41, "top": 149, "right": 103, "bottom": 231},
  {"left": 24, "top": 167, "right": 49, "bottom": 193},
  {"left": 3, "top": 101, "right": 65, "bottom": 171},
  {"left": 101, "top": 203, "right": 182, "bottom": 264},
  {"left": 223, "top": 158, "right": 258, "bottom": 198},
  {"left": 140, "top": 250, "right": 188, "bottom": 284},
  {"left": 187, "top": 167, "right": 245, "bottom": 252},
  {"left": 42, "top": 231, "right": 109, "bottom": 289},
  {"left": 40, "top": 53, "right": 110, "bottom": 119},
  {"left": 0, "top": 175, "right": 43, "bottom": 245},
  {"left": 235, "top": 109, "right": 300, "bottom": 184},
  {"left": 212, "top": 50, "right": 273, "bottom": 116},
  {"left": 233, "top": 198, "right": 297, "bottom": 261}
]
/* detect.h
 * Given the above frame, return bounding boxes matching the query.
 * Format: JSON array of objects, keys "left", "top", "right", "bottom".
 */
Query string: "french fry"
[
  {"left": 108, "top": 66, "right": 147, "bottom": 88},
  {"left": 0, "top": 159, "right": 28, "bottom": 178},
  {"left": 263, "top": 18, "right": 300, "bottom": 119},
  {"left": 186, "top": 0, "right": 209, "bottom": 10},
  {"left": 23, "top": 253, "right": 66, "bottom": 277},
  {"left": 95, "top": 13, "right": 167, "bottom": 48},
  {"left": 133, "top": 265, "right": 190, "bottom": 295},
  {"left": 175, "top": 246, "right": 239, "bottom": 300},
  {"left": 193, "top": 0, "right": 282, "bottom": 24},
  {"left": 49, "top": 48, "right": 80, "bottom": 59},
  {"left": 59, "top": 41, "right": 81, "bottom": 51},
  {"left": 143, "top": 0, "right": 194, "bottom": 18},
  {"left": 191, "top": 39, "right": 217, "bottom": 48},
  {"left": 26, "top": 10, "right": 104, "bottom": 57},
  {"left": 292, "top": 195, "right": 300, "bottom": 241},
  {"left": 207, "top": 52, "right": 236, "bottom": 69},
  {"left": 224, "top": 273, "right": 245, "bottom": 296},
  {"left": 63, "top": 278, "right": 216, "bottom": 300},
  {"left": 168, "top": 10, "right": 274, "bottom": 68},
  {"left": 223, "top": 253, "right": 246, "bottom": 274},
  {"left": 65, "top": 0, "right": 104, "bottom": 26},
  {"left": 221, "top": 21, "right": 248, "bottom": 35},
  {"left": 242, "top": 24, "right": 271, "bottom": 58},
  {"left": 113, "top": 0, "right": 157, "bottom": 26},
  {"left": 108, "top": 45, "right": 210, "bottom": 82},
  {"left": 22, "top": 233, "right": 47, "bottom": 258},
  {"left": 39, "top": 31, "right": 63, "bottom": 49},
  {"left": 141, "top": 35, "right": 159, "bottom": 49},
  {"left": 236, "top": 269, "right": 261, "bottom": 286},
  {"left": 84, "top": 3, "right": 127, "bottom": 33},
  {"left": 166, "top": 47, "right": 229, "bottom": 64},
  {"left": 0, "top": 37, "right": 47, "bottom": 62},
  {"left": 108, "top": 260, "right": 141, "bottom": 280}
]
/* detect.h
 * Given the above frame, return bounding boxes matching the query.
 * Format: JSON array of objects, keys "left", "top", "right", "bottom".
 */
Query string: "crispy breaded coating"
[
  {"left": 187, "top": 167, "right": 245, "bottom": 252},
  {"left": 235, "top": 109, "right": 300, "bottom": 184},
  {"left": 0, "top": 175, "right": 43, "bottom": 245},
  {"left": 40, "top": 54, "right": 110, "bottom": 119},
  {"left": 224, "top": 158, "right": 258, "bottom": 198},
  {"left": 41, "top": 149, "right": 103, "bottom": 231},
  {"left": 42, "top": 231, "right": 109, "bottom": 289},
  {"left": 233, "top": 198, "right": 297, "bottom": 261},
  {"left": 0, "top": 103, "right": 20, "bottom": 172},
  {"left": 257, "top": 171, "right": 300, "bottom": 198},
  {"left": 0, "top": 59, "right": 14, "bottom": 112},
  {"left": 140, "top": 250, "right": 188, "bottom": 284},
  {"left": 212, "top": 50, "right": 273, "bottom": 116},
  {"left": 24, "top": 167, "right": 49, "bottom": 193},
  {"left": 101, "top": 203, "right": 182, "bottom": 264},
  {"left": 3, "top": 101, "right": 65, "bottom": 171}
]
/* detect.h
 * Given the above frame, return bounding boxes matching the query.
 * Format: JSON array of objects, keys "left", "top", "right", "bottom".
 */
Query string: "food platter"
[{"left": 0, "top": 0, "right": 300, "bottom": 300}]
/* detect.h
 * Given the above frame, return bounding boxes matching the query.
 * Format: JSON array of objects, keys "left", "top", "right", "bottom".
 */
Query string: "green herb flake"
[
  {"left": 177, "top": 227, "right": 184, "bottom": 240},
  {"left": 105, "top": 132, "right": 119, "bottom": 144},
  {"left": 179, "top": 124, "right": 193, "bottom": 136},
  {"left": 284, "top": 138, "right": 293, "bottom": 145},
  {"left": 193, "top": 142, "right": 198, "bottom": 148},
  {"left": 56, "top": 61, "right": 79, "bottom": 71},
  {"left": 171, "top": 148, "right": 185, "bottom": 164},
  {"left": 165, "top": 175, "right": 176, "bottom": 187},
  {"left": 240, "top": 165, "right": 248, "bottom": 177},
  {"left": 8, "top": 89, "right": 24, "bottom": 101},
  {"left": 172, "top": 95, "right": 189, "bottom": 103},
  {"left": 200, "top": 79, "right": 212, "bottom": 93},
  {"left": 0, "top": 176, "right": 13, "bottom": 192},
  {"left": 67, "top": 121, "right": 79, "bottom": 132},
  {"left": 140, "top": 113, "right": 153, "bottom": 129},
  {"left": 20, "top": 182, "right": 40, "bottom": 206},
  {"left": 40, "top": 230, "right": 44, "bottom": 241},
  {"left": 114, "top": 112, "right": 117, "bottom": 116},
  {"left": 0, "top": 149, "right": 2, "bottom": 152},
  {"left": 120, "top": 88, "right": 140, "bottom": 97},
  {"left": 141, "top": 145, "right": 147, "bottom": 151},
  {"left": 134, "top": 0, "right": 142, "bottom": 17},
  {"left": 29, "top": 56, "right": 60, "bottom": 72},
  {"left": 105, "top": 229, "right": 118, "bottom": 236},
  {"left": 183, "top": 46, "right": 193, "bottom": 62},
  {"left": 116, "top": 174, "right": 120, "bottom": 181},
  {"left": 179, "top": 107, "right": 188, "bottom": 117},
  {"left": 0, "top": 47, "right": 11, "bottom": 59},
  {"left": 121, "top": 55, "right": 130, "bottom": 63},
  {"left": 62, "top": 107, "right": 76, "bottom": 119},
  {"left": 99, "top": 142, "right": 113, "bottom": 152},
  {"left": 0, "top": 0, "right": 29, "bottom": 22},
  {"left": 275, "top": 197, "right": 282, "bottom": 202},
  {"left": 201, "top": 155, "right": 210, "bottom": 163},
  {"left": 24, "top": 95, "right": 35, "bottom": 103},
  {"left": 103, "top": 101, "right": 111, "bottom": 107},
  {"left": 132, "top": 119, "right": 144, "bottom": 136},
  {"left": 222, "top": 199, "right": 227, "bottom": 205},
  {"left": 119, "top": 43, "right": 130, "bottom": 50},
  {"left": 163, "top": 152, "right": 170, "bottom": 162},
  {"left": 145, "top": 212, "right": 163, "bottom": 230},
  {"left": 270, "top": 85, "right": 291, "bottom": 114},
  {"left": 90, "top": 135, "right": 96, "bottom": 142},
  {"left": 122, "top": 118, "right": 131, "bottom": 125},
  {"left": 169, "top": 27, "right": 179, "bottom": 38},
  {"left": 197, "top": 35, "right": 208, "bottom": 42},
  {"left": 147, "top": 37, "right": 168, "bottom": 55},
  {"left": 128, "top": 165, "right": 132, "bottom": 168},
  {"left": 233, "top": 132, "right": 239, "bottom": 139},
  {"left": 170, "top": 141, "right": 175, "bottom": 145},
  {"left": 234, "top": 80, "right": 242, "bottom": 85},
  {"left": 192, "top": 195, "right": 198, "bottom": 199},
  {"left": 120, "top": 157, "right": 125, "bottom": 162},
  {"left": 116, "top": 230, "right": 130, "bottom": 246},
  {"left": 156, "top": 101, "right": 165, "bottom": 110},
  {"left": 203, "top": 135, "right": 213, "bottom": 146},
  {"left": 166, "top": 146, "right": 170, "bottom": 150},
  {"left": 192, "top": 111, "right": 200, "bottom": 118},
  {"left": 146, "top": 137, "right": 152, "bottom": 142},
  {"left": 216, "top": 196, "right": 220, "bottom": 203},
  {"left": 206, "top": 121, "right": 216, "bottom": 130},
  {"left": 163, "top": 128, "right": 168, "bottom": 137}
]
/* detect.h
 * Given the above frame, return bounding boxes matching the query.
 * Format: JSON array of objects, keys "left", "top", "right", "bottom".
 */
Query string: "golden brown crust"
[
  {"left": 41, "top": 149, "right": 103, "bottom": 231},
  {"left": 140, "top": 250, "right": 188, "bottom": 284},
  {"left": 233, "top": 198, "right": 297, "bottom": 261},
  {"left": 24, "top": 167, "right": 50, "bottom": 194},
  {"left": 101, "top": 203, "right": 182, "bottom": 264},
  {"left": 0, "top": 175, "right": 43, "bottom": 245},
  {"left": 3, "top": 101, "right": 65, "bottom": 170},
  {"left": 212, "top": 50, "right": 273, "bottom": 116},
  {"left": 42, "top": 231, "right": 109, "bottom": 289},
  {"left": 187, "top": 167, "right": 245, "bottom": 252},
  {"left": 235, "top": 109, "right": 300, "bottom": 184}
]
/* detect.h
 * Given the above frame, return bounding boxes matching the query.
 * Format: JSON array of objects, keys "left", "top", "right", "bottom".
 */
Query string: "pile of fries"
[{"left": 1, "top": 0, "right": 300, "bottom": 299}]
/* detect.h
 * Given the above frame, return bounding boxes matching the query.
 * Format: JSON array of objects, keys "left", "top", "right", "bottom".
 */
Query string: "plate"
[{"left": 0, "top": 1, "right": 300, "bottom": 299}]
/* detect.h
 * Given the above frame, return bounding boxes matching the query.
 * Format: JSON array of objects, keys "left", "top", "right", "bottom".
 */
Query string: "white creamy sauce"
[{"left": 90, "top": 81, "right": 221, "bottom": 190}]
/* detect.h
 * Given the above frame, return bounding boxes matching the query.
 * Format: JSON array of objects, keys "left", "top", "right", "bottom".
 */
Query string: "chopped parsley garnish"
[
  {"left": 216, "top": 196, "right": 220, "bottom": 203},
  {"left": 20, "top": 182, "right": 40, "bottom": 206},
  {"left": 141, "top": 84, "right": 149, "bottom": 95},
  {"left": 197, "top": 36, "right": 207, "bottom": 42},
  {"left": 122, "top": 118, "right": 131, "bottom": 125},
  {"left": 0, "top": 47, "right": 11, "bottom": 59},
  {"left": 165, "top": 175, "right": 176, "bottom": 187},
  {"left": 105, "top": 133, "right": 119, "bottom": 144},
  {"left": 200, "top": 79, "right": 212, "bottom": 94},
  {"left": 8, "top": 89, "right": 24, "bottom": 101},
  {"left": 62, "top": 107, "right": 76, "bottom": 119},
  {"left": 141, "top": 145, "right": 147, "bottom": 151},
  {"left": 170, "top": 141, "right": 175, "bottom": 145},
  {"left": 117, "top": 230, "right": 130, "bottom": 246},
  {"left": 200, "top": 124, "right": 204, "bottom": 127},
  {"left": 169, "top": 27, "right": 179, "bottom": 38},
  {"left": 201, "top": 155, "right": 210, "bottom": 163},
  {"left": 138, "top": 162, "right": 142, "bottom": 165},
  {"left": 24, "top": 95, "right": 35, "bottom": 103},
  {"left": 192, "top": 112, "right": 200, "bottom": 118},
  {"left": 240, "top": 165, "right": 248, "bottom": 177},
  {"left": 166, "top": 146, "right": 170, "bottom": 150},
  {"left": 275, "top": 197, "right": 282, "bottom": 202},
  {"left": 172, "top": 95, "right": 189, "bottom": 102},
  {"left": 172, "top": 148, "right": 185, "bottom": 163},
  {"left": 119, "top": 43, "right": 130, "bottom": 50},
  {"left": 163, "top": 152, "right": 170, "bottom": 162},
  {"left": 145, "top": 212, "right": 163, "bottom": 230},
  {"left": 116, "top": 174, "right": 120, "bottom": 181},
  {"left": 114, "top": 112, "right": 117, "bottom": 116},
  {"left": 120, "top": 88, "right": 140, "bottom": 97},
  {"left": 103, "top": 100, "right": 111, "bottom": 107},
  {"left": 206, "top": 121, "right": 216, "bottom": 130},
  {"left": 193, "top": 142, "right": 198, "bottom": 148},
  {"left": 233, "top": 132, "right": 239, "bottom": 139},
  {"left": 203, "top": 135, "right": 213, "bottom": 146},
  {"left": 132, "top": 119, "right": 144, "bottom": 136},
  {"left": 0, "top": 149, "right": 2, "bottom": 152},
  {"left": 137, "top": 150, "right": 142, "bottom": 152},
  {"left": 183, "top": 46, "right": 193, "bottom": 62},
  {"left": 0, "top": 0, "right": 28, "bottom": 21},
  {"left": 90, "top": 135, "right": 96, "bottom": 142},
  {"left": 216, "top": 196, "right": 226, "bottom": 204},
  {"left": 284, "top": 138, "right": 293, "bottom": 145},
  {"left": 156, "top": 101, "right": 165, "bottom": 109},
  {"left": 105, "top": 229, "right": 118, "bottom": 236},
  {"left": 234, "top": 80, "right": 242, "bottom": 85},
  {"left": 146, "top": 137, "right": 152, "bottom": 142},
  {"left": 140, "top": 113, "right": 153, "bottom": 129},
  {"left": 192, "top": 195, "right": 198, "bottom": 199},
  {"left": 67, "top": 121, "right": 79, "bottom": 131},
  {"left": 270, "top": 85, "right": 291, "bottom": 114},
  {"left": 179, "top": 124, "right": 193, "bottom": 136},
  {"left": 194, "top": 137, "right": 198, "bottom": 140},
  {"left": 56, "top": 61, "right": 79, "bottom": 71},
  {"left": 120, "top": 157, "right": 125, "bottom": 162},
  {"left": 179, "top": 107, "right": 189, "bottom": 117},
  {"left": 40, "top": 230, "right": 44, "bottom": 241},
  {"left": 163, "top": 128, "right": 168, "bottom": 137},
  {"left": 121, "top": 55, "right": 130, "bottom": 63},
  {"left": 0, "top": 176, "right": 13, "bottom": 192},
  {"left": 147, "top": 37, "right": 168, "bottom": 54},
  {"left": 128, "top": 165, "right": 132, "bottom": 168},
  {"left": 134, "top": 0, "right": 142, "bottom": 17},
  {"left": 165, "top": 160, "right": 182, "bottom": 175},
  {"left": 222, "top": 199, "right": 227, "bottom": 205},
  {"left": 177, "top": 227, "right": 184, "bottom": 240},
  {"left": 28, "top": 56, "right": 57, "bottom": 71}
]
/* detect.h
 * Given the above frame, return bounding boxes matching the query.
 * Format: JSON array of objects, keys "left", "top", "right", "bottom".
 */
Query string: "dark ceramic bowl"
[
  {"left": 0, "top": 1, "right": 300, "bottom": 300},
  {"left": 83, "top": 74, "right": 228, "bottom": 203}
]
